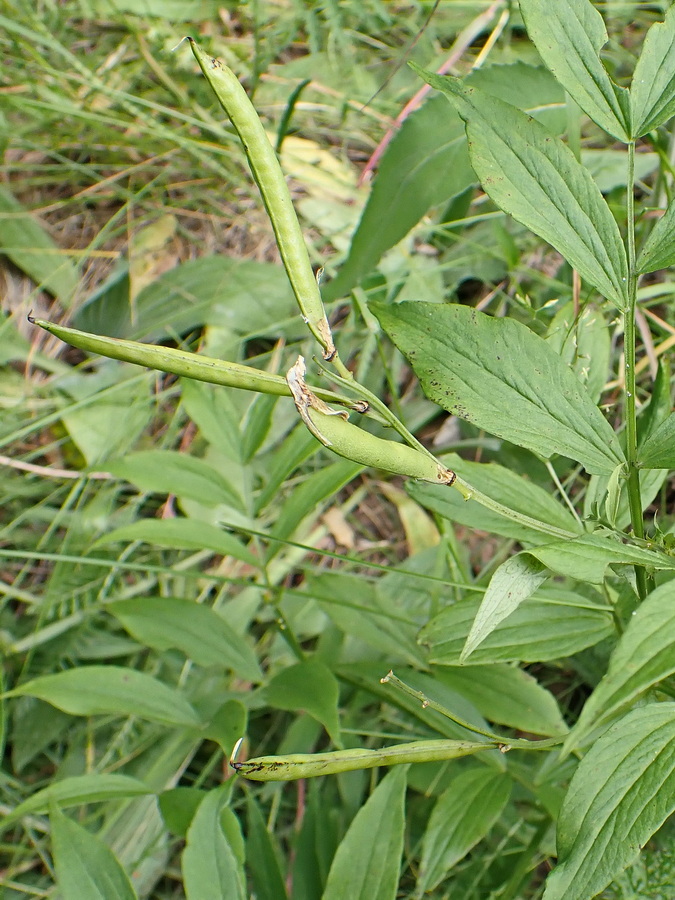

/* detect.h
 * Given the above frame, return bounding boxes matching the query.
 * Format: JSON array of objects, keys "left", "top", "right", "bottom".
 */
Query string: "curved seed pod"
[
  {"left": 233, "top": 738, "right": 494, "bottom": 781},
  {"left": 188, "top": 38, "right": 336, "bottom": 360},
  {"left": 29, "top": 317, "right": 352, "bottom": 407},
  {"left": 287, "top": 357, "right": 456, "bottom": 485}
]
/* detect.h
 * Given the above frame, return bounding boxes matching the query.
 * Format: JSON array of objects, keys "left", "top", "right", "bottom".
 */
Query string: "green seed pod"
[
  {"left": 29, "top": 317, "right": 351, "bottom": 407},
  {"left": 189, "top": 38, "right": 336, "bottom": 360},
  {"left": 287, "top": 357, "right": 455, "bottom": 485},
  {"left": 233, "top": 738, "right": 493, "bottom": 781}
]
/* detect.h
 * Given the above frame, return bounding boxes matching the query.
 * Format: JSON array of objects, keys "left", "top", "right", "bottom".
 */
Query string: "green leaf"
[
  {"left": 322, "top": 767, "right": 406, "bottom": 900},
  {"left": 543, "top": 703, "right": 675, "bottom": 900},
  {"left": 438, "top": 665, "right": 567, "bottom": 736},
  {"left": 564, "top": 581, "right": 675, "bottom": 752},
  {"left": 8, "top": 666, "right": 202, "bottom": 727},
  {"left": 631, "top": 5, "right": 675, "bottom": 137},
  {"left": 106, "top": 450, "right": 243, "bottom": 509},
  {"left": 109, "top": 597, "right": 263, "bottom": 683},
  {"left": 410, "top": 454, "right": 581, "bottom": 546},
  {"left": 51, "top": 804, "right": 138, "bottom": 900},
  {"left": 461, "top": 553, "right": 549, "bottom": 661},
  {"left": 420, "top": 589, "right": 613, "bottom": 665},
  {"left": 182, "top": 785, "right": 246, "bottom": 900},
  {"left": 412, "top": 70, "right": 629, "bottom": 307},
  {"left": 373, "top": 302, "right": 625, "bottom": 475},
  {"left": 637, "top": 198, "right": 675, "bottom": 275},
  {"left": 529, "top": 533, "right": 675, "bottom": 584},
  {"left": 546, "top": 302, "right": 610, "bottom": 404},
  {"left": 265, "top": 660, "right": 341, "bottom": 746},
  {"left": 0, "top": 185, "right": 79, "bottom": 305},
  {"left": 246, "top": 796, "right": 289, "bottom": 900},
  {"left": 4, "top": 774, "right": 152, "bottom": 828},
  {"left": 98, "top": 518, "right": 258, "bottom": 567},
  {"left": 519, "top": 0, "right": 630, "bottom": 141},
  {"left": 180, "top": 377, "right": 243, "bottom": 463},
  {"left": 417, "top": 768, "right": 512, "bottom": 894},
  {"left": 324, "top": 95, "right": 472, "bottom": 301},
  {"left": 158, "top": 787, "right": 206, "bottom": 838},
  {"left": 638, "top": 410, "right": 675, "bottom": 469}
]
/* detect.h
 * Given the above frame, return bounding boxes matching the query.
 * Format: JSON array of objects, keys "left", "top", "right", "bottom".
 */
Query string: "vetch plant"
[{"left": 23, "top": 3, "right": 675, "bottom": 897}]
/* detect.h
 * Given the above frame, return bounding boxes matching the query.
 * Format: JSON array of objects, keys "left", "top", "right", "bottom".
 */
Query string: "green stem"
[{"left": 624, "top": 140, "right": 652, "bottom": 600}]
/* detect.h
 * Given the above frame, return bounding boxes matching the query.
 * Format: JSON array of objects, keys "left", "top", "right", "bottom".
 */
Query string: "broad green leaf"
[
  {"left": 544, "top": 703, "right": 675, "bottom": 900},
  {"left": 322, "top": 766, "right": 406, "bottom": 900},
  {"left": 4, "top": 774, "right": 152, "bottom": 828},
  {"left": 529, "top": 533, "right": 675, "bottom": 584},
  {"left": 373, "top": 302, "right": 625, "bottom": 475},
  {"left": 638, "top": 411, "right": 675, "bottom": 469},
  {"left": 417, "top": 768, "right": 512, "bottom": 894},
  {"left": 324, "top": 95, "right": 472, "bottom": 302},
  {"left": 106, "top": 450, "right": 242, "bottom": 509},
  {"left": 637, "top": 198, "right": 675, "bottom": 274},
  {"left": 420, "top": 589, "right": 613, "bottom": 665},
  {"left": 462, "top": 553, "right": 549, "bottom": 661},
  {"left": 265, "top": 660, "right": 341, "bottom": 745},
  {"left": 582, "top": 149, "right": 658, "bottom": 194},
  {"left": 438, "top": 665, "right": 567, "bottom": 736},
  {"left": 413, "top": 70, "right": 629, "bottom": 307},
  {"left": 98, "top": 518, "right": 258, "bottom": 567},
  {"left": 158, "top": 787, "right": 206, "bottom": 838},
  {"left": 546, "top": 302, "right": 610, "bottom": 404},
  {"left": 51, "top": 805, "right": 138, "bottom": 900},
  {"left": 246, "top": 796, "right": 289, "bottom": 900},
  {"left": 519, "top": 0, "right": 630, "bottom": 141},
  {"left": 8, "top": 666, "right": 201, "bottom": 728},
  {"left": 109, "top": 597, "right": 263, "bottom": 683},
  {"left": 203, "top": 699, "right": 248, "bottom": 757},
  {"left": 0, "top": 185, "right": 79, "bottom": 305},
  {"left": 631, "top": 4, "right": 675, "bottom": 137},
  {"left": 182, "top": 785, "right": 246, "bottom": 900},
  {"left": 564, "top": 582, "right": 675, "bottom": 752},
  {"left": 409, "top": 454, "right": 581, "bottom": 546}
]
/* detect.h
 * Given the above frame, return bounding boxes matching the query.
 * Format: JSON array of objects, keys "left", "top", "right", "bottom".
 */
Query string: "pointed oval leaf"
[
  {"left": 461, "top": 554, "right": 549, "bottom": 661},
  {"left": 8, "top": 666, "right": 201, "bottom": 727},
  {"left": 322, "top": 766, "right": 406, "bottom": 900},
  {"left": 109, "top": 597, "right": 263, "bottom": 683},
  {"left": 530, "top": 533, "right": 675, "bottom": 584},
  {"left": 637, "top": 199, "right": 675, "bottom": 275},
  {"left": 417, "top": 768, "right": 512, "bottom": 894},
  {"left": 631, "top": 5, "right": 675, "bottom": 137},
  {"left": 265, "top": 660, "right": 341, "bottom": 746},
  {"left": 565, "top": 581, "right": 675, "bottom": 752},
  {"left": 412, "top": 70, "right": 629, "bottom": 307},
  {"left": 638, "top": 410, "right": 675, "bottom": 468},
  {"left": 519, "top": 0, "right": 630, "bottom": 140},
  {"left": 182, "top": 785, "right": 246, "bottom": 900},
  {"left": 52, "top": 805, "right": 138, "bottom": 900},
  {"left": 374, "top": 302, "right": 625, "bottom": 475},
  {"left": 543, "top": 703, "right": 675, "bottom": 900}
]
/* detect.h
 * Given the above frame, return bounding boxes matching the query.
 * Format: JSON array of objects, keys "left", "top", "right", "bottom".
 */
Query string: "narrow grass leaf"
[
  {"left": 420, "top": 590, "right": 613, "bottom": 665},
  {"left": 564, "top": 581, "right": 675, "bottom": 753},
  {"left": 51, "top": 805, "right": 138, "bottom": 900},
  {"left": 439, "top": 665, "right": 567, "bottom": 736},
  {"left": 631, "top": 5, "right": 675, "bottom": 136},
  {"left": 265, "top": 660, "right": 341, "bottom": 746},
  {"left": 7, "top": 666, "right": 202, "bottom": 727},
  {"left": 0, "top": 185, "right": 79, "bottom": 305},
  {"left": 322, "top": 767, "right": 406, "bottom": 900},
  {"left": 97, "top": 518, "right": 257, "bottom": 567},
  {"left": 637, "top": 411, "right": 675, "bottom": 468},
  {"left": 412, "top": 69, "right": 629, "bottom": 307},
  {"left": 519, "top": 0, "right": 630, "bottom": 140},
  {"left": 462, "top": 554, "right": 548, "bottom": 661},
  {"left": 4, "top": 775, "right": 152, "bottom": 828},
  {"left": 544, "top": 704, "right": 675, "bottom": 900},
  {"left": 530, "top": 533, "right": 675, "bottom": 584},
  {"left": 106, "top": 450, "right": 242, "bottom": 509},
  {"left": 246, "top": 796, "right": 289, "bottom": 900},
  {"left": 182, "top": 785, "right": 246, "bottom": 900},
  {"left": 374, "top": 303, "right": 625, "bottom": 475},
  {"left": 637, "top": 199, "right": 675, "bottom": 274},
  {"left": 110, "top": 597, "right": 263, "bottom": 683},
  {"left": 417, "top": 768, "right": 512, "bottom": 895}
]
